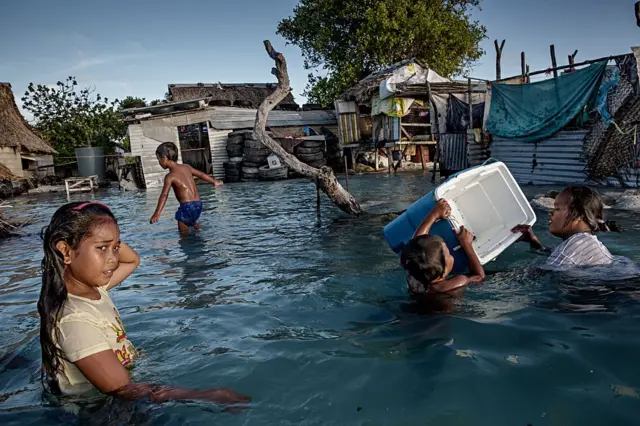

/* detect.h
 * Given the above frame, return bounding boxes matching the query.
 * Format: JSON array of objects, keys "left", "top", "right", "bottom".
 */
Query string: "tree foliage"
[
  {"left": 119, "top": 96, "right": 147, "bottom": 109},
  {"left": 21, "top": 77, "right": 127, "bottom": 159},
  {"left": 277, "top": 0, "right": 486, "bottom": 106}
]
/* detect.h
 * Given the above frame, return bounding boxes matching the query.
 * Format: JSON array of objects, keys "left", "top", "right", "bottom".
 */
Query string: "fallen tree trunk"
[{"left": 253, "top": 40, "right": 362, "bottom": 216}]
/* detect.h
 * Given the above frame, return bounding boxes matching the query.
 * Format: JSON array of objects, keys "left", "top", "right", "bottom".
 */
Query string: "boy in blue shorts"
[{"left": 150, "top": 142, "right": 223, "bottom": 232}]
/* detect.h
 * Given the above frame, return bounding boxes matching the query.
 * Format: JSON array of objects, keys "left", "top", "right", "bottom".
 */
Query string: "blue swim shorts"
[{"left": 175, "top": 201, "right": 203, "bottom": 227}]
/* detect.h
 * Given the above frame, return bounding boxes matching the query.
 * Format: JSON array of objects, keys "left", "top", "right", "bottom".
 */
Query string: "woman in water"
[
  {"left": 512, "top": 185, "right": 620, "bottom": 269},
  {"left": 38, "top": 201, "right": 250, "bottom": 404}
]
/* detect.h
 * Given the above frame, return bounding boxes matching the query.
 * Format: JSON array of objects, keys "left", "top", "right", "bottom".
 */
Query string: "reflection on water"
[{"left": 1, "top": 175, "right": 640, "bottom": 425}]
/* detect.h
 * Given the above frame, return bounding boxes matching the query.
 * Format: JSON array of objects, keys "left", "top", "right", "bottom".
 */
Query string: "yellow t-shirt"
[{"left": 55, "top": 286, "right": 136, "bottom": 395}]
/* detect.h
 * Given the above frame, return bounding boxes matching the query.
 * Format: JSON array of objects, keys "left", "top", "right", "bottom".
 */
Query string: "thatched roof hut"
[
  {"left": 168, "top": 83, "right": 295, "bottom": 106},
  {"left": 0, "top": 83, "right": 56, "bottom": 155}
]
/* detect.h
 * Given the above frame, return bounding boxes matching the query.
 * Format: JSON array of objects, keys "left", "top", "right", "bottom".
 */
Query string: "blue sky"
[{"left": 1, "top": 0, "right": 637, "bottom": 120}]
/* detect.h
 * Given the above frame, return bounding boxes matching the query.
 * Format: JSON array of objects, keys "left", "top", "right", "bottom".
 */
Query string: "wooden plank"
[{"left": 400, "top": 123, "right": 431, "bottom": 127}]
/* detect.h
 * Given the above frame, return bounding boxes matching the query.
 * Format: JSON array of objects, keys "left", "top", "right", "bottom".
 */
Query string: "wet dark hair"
[
  {"left": 38, "top": 202, "right": 117, "bottom": 393},
  {"left": 156, "top": 142, "right": 179, "bottom": 162},
  {"left": 560, "top": 185, "right": 621, "bottom": 233},
  {"left": 400, "top": 235, "right": 447, "bottom": 288}
]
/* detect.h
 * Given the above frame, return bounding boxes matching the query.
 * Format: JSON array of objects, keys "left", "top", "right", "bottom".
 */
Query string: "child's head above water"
[
  {"left": 156, "top": 142, "right": 179, "bottom": 168},
  {"left": 400, "top": 234, "right": 455, "bottom": 292},
  {"left": 38, "top": 202, "right": 118, "bottom": 385},
  {"left": 550, "top": 185, "right": 618, "bottom": 237}
]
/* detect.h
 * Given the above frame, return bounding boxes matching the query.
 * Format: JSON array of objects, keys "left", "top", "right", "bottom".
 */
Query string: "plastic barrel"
[
  {"left": 383, "top": 190, "right": 469, "bottom": 274},
  {"left": 75, "top": 147, "right": 106, "bottom": 178}
]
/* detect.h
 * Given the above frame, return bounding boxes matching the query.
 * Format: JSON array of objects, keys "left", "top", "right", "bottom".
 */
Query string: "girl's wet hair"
[
  {"left": 38, "top": 202, "right": 116, "bottom": 393},
  {"left": 560, "top": 186, "right": 621, "bottom": 233},
  {"left": 400, "top": 234, "right": 447, "bottom": 288}
]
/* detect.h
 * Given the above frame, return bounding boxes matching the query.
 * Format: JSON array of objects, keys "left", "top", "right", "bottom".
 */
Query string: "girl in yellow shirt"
[{"left": 38, "top": 201, "right": 250, "bottom": 404}]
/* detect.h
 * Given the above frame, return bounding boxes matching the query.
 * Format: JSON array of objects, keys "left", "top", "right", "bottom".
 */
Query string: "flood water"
[{"left": 1, "top": 173, "right": 640, "bottom": 425}]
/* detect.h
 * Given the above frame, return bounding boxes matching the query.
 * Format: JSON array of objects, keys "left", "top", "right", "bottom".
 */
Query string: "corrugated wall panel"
[
  {"left": 439, "top": 133, "right": 467, "bottom": 171},
  {"left": 491, "top": 131, "right": 588, "bottom": 185},
  {"left": 207, "top": 127, "right": 230, "bottom": 180}
]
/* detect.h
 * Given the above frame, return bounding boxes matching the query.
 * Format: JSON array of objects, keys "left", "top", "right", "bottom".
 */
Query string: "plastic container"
[
  {"left": 383, "top": 161, "right": 536, "bottom": 273},
  {"left": 75, "top": 147, "right": 106, "bottom": 178}
]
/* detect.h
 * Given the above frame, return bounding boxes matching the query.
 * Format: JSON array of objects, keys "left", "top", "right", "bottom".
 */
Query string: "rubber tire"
[
  {"left": 209, "top": 99, "right": 232, "bottom": 107},
  {"left": 307, "top": 159, "right": 327, "bottom": 168},
  {"left": 296, "top": 146, "right": 322, "bottom": 155},
  {"left": 227, "top": 148, "right": 244, "bottom": 157},
  {"left": 259, "top": 166, "right": 288, "bottom": 180},
  {"left": 300, "top": 140, "right": 324, "bottom": 149},
  {"left": 227, "top": 135, "right": 245, "bottom": 145},
  {"left": 242, "top": 161, "right": 261, "bottom": 168},
  {"left": 234, "top": 100, "right": 253, "bottom": 108},
  {"left": 244, "top": 140, "right": 265, "bottom": 149},
  {"left": 297, "top": 152, "right": 324, "bottom": 162}
]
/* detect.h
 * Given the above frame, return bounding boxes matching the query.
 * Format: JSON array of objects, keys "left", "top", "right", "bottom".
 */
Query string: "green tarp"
[{"left": 486, "top": 61, "right": 607, "bottom": 143}]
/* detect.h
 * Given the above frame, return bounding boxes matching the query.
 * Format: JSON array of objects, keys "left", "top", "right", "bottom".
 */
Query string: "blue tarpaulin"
[{"left": 486, "top": 61, "right": 607, "bottom": 142}]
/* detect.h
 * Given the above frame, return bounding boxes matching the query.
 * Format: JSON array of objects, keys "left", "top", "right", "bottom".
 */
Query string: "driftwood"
[{"left": 253, "top": 41, "right": 362, "bottom": 216}]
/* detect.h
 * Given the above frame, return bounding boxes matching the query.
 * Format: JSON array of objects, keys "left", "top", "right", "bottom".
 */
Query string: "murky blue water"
[{"left": 1, "top": 173, "right": 640, "bottom": 425}]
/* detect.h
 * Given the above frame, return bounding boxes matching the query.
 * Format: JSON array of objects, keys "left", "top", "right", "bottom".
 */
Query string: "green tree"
[
  {"left": 119, "top": 96, "right": 146, "bottom": 109},
  {"left": 21, "top": 77, "right": 127, "bottom": 160},
  {"left": 277, "top": 0, "right": 486, "bottom": 106}
]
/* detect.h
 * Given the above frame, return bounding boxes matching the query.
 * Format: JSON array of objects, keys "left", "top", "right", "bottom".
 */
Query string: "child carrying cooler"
[{"left": 400, "top": 199, "right": 485, "bottom": 298}]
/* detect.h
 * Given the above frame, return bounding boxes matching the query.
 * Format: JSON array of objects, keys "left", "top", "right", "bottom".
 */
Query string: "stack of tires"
[
  {"left": 242, "top": 134, "right": 271, "bottom": 182},
  {"left": 294, "top": 139, "right": 326, "bottom": 169},
  {"left": 224, "top": 130, "right": 246, "bottom": 183}
]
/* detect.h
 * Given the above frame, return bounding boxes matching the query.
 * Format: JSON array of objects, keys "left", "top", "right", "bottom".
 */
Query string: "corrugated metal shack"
[
  {"left": 124, "top": 99, "right": 337, "bottom": 188},
  {"left": 486, "top": 47, "right": 640, "bottom": 187},
  {"left": 336, "top": 58, "right": 488, "bottom": 175}
]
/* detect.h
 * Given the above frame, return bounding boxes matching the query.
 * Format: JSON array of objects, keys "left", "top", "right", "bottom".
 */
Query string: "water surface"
[{"left": 1, "top": 173, "right": 639, "bottom": 425}]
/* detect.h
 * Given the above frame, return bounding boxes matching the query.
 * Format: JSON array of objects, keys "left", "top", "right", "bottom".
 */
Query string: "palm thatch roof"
[
  {"left": 168, "top": 83, "right": 295, "bottom": 106},
  {"left": 0, "top": 83, "right": 56, "bottom": 155}
]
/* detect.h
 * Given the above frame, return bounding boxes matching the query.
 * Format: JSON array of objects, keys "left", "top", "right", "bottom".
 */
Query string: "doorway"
[{"left": 177, "top": 122, "right": 213, "bottom": 174}]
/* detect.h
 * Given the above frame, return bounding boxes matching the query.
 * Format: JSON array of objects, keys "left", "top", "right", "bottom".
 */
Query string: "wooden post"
[
  {"left": 374, "top": 148, "right": 379, "bottom": 171},
  {"left": 521, "top": 52, "right": 526, "bottom": 81},
  {"left": 386, "top": 147, "right": 392, "bottom": 174},
  {"left": 550, "top": 45, "right": 558, "bottom": 78},
  {"left": 316, "top": 178, "right": 321, "bottom": 220},
  {"left": 420, "top": 146, "right": 426, "bottom": 171},
  {"left": 494, "top": 39, "right": 506, "bottom": 80},
  {"left": 526, "top": 65, "right": 530, "bottom": 83},
  {"left": 568, "top": 50, "right": 578, "bottom": 72},
  {"left": 343, "top": 156, "right": 349, "bottom": 192}
]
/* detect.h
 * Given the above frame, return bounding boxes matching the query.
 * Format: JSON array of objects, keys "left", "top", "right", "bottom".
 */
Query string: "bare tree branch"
[{"left": 253, "top": 40, "right": 362, "bottom": 216}]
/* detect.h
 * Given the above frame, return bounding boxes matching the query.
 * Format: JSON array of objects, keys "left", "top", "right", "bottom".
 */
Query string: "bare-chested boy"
[{"left": 150, "top": 142, "right": 223, "bottom": 232}]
